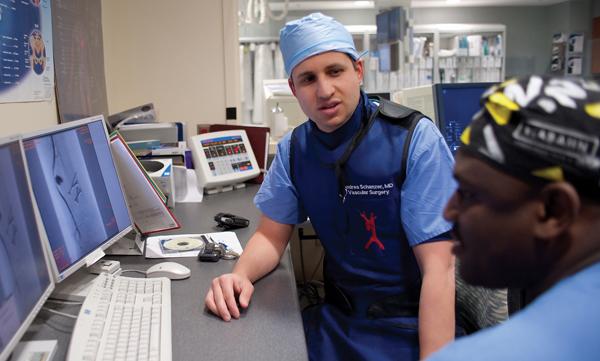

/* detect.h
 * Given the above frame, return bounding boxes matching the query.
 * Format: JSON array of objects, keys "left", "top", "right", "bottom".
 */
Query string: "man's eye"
[
  {"left": 329, "top": 68, "right": 342, "bottom": 76},
  {"left": 457, "top": 188, "right": 477, "bottom": 203}
]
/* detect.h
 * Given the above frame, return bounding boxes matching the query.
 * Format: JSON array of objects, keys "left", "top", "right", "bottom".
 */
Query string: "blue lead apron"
[{"left": 291, "top": 93, "right": 423, "bottom": 361}]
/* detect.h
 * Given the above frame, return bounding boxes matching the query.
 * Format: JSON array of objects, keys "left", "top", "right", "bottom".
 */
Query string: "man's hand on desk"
[{"left": 205, "top": 273, "right": 254, "bottom": 321}]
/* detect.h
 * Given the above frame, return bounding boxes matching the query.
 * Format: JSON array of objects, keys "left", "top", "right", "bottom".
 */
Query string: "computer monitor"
[
  {"left": 378, "top": 43, "right": 391, "bottom": 73},
  {"left": 263, "top": 79, "right": 306, "bottom": 129},
  {"left": 392, "top": 85, "right": 436, "bottom": 125},
  {"left": 23, "top": 116, "right": 133, "bottom": 282},
  {"left": 433, "top": 82, "right": 496, "bottom": 154},
  {"left": 367, "top": 92, "right": 391, "bottom": 101},
  {"left": 376, "top": 10, "right": 390, "bottom": 44},
  {"left": 0, "top": 137, "right": 54, "bottom": 361}
]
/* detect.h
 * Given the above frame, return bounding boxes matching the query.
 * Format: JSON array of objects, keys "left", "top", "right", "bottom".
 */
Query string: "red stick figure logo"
[{"left": 360, "top": 211, "right": 385, "bottom": 251}]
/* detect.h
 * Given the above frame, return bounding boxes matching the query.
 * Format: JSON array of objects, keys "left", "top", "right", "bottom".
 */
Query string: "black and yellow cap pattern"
[{"left": 461, "top": 75, "right": 600, "bottom": 198}]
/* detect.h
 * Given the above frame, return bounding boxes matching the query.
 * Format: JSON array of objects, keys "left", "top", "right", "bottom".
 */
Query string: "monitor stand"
[
  {"left": 51, "top": 268, "right": 100, "bottom": 302},
  {"left": 11, "top": 340, "right": 58, "bottom": 361},
  {"left": 52, "top": 231, "right": 143, "bottom": 301},
  {"left": 105, "top": 229, "right": 144, "bottom": 256},
  {"left": 51, "top": 258, "right": 125, "bottom": 302}
]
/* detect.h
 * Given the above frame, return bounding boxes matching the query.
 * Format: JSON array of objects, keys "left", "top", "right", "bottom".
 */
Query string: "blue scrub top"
[
  {"left": 427, "top": 261, "right": 600, "bottom": 361},
  {"left": 255, "top": 117, "right": 456, "bottom": 246}
]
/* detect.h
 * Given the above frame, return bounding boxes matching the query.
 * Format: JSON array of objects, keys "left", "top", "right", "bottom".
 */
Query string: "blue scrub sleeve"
[
  {"left": 401, "top": 118, "right": 456, "bottom": 246},
  {"left": 254, "top": 132, "right": 308, "bottom": 224}
]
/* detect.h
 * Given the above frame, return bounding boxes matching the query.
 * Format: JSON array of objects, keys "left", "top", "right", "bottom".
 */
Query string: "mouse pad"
[{"left": 145, "top": 232, "right": 243, "bottom": 258}]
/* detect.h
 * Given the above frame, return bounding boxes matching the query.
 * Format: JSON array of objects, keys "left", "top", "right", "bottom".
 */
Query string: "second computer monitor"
[
  {"left": 0, "top": 137, "right": 54, "bottom": 361},
  {"left": 23, "top": 116, "right": 133, "bottom": 281},
  {"left": 433, "top": 82, "right": 496, "bottom": 154}
]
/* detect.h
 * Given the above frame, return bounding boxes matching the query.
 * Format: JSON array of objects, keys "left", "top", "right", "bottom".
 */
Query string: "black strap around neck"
[
  {"left": 290, "top": 97, "right": 424, "bottom": 203},
  {"left": 335, "top": 104, "right": 380, "bottom": 201}
]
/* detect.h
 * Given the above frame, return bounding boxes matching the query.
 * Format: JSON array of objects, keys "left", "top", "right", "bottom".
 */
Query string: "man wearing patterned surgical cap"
[
  {"left": 428, "top": 75, "right": 600, "bottom": 361},
  {"left": 206, "top": 12, "right": 459, "bottom": 361}
]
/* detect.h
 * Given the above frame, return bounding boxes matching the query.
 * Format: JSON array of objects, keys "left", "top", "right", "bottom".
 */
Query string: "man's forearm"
[
  {"left": 233, "top": 232, "right": 286, "bottom": 282},
  {"left": 233, "top": 215, "right": 293, "bottom": 283},
  {"left": 418, "top": 265, "right": 456, "bottom": 359}
]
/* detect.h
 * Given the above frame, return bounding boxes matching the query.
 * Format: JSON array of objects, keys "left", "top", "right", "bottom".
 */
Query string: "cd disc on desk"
[{"left": 162, "top": 237, "right": 204, "bottom": 251}]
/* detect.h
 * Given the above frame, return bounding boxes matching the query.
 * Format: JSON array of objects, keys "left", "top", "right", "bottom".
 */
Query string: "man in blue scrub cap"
[
  {"left": 428, "top": 75, "right": 600, "bottom": 361},
  {"left": 205, "top": 13, "right": 457, "bottom": 360}
]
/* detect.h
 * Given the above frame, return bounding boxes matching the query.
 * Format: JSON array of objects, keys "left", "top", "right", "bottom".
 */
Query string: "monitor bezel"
[
  {"left": 0, "top": 136, "right": 55, "bottom": 361},
  {"left": 22, "top": 115, "right": 134, "bottom": 283}
]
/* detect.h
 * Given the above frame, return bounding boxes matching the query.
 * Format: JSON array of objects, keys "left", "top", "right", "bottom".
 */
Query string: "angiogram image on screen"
[
  {"left": 434, "top": 83, "right": 496, "bottom": 154},
  {"left": 24, "top": 121, "right": 131, "bottom": 274},
  {"left": 0, "top": 141, "right": 51, "bottom": 353}
]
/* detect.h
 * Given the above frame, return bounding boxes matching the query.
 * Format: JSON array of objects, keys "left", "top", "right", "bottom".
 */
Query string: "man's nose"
[{"left": 316, "top": 78, "right": 334, "bottom": 99}]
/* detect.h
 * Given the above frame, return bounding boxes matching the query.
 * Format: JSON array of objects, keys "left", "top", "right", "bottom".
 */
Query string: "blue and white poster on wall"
[{"left": 0, "top": 0, "right": 54, "bottom": 103}]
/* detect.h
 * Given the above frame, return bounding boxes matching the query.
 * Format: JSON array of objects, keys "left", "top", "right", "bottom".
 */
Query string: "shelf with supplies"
[
  {"left": 550, "top": 32, "right": 586, "bottom": 76},
  {"left": 357, "top": 23, "right": 506, "bottom": 92},
  {"left": 407, "top": 30, "right": 435, "bottom": 87},
  {"left": 413, "top": 24, "right": 506, "bottom": 84}
]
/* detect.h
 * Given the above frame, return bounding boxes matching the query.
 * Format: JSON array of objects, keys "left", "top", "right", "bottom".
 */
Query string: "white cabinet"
[{"left": 413, "top": 24, "right": 506, "bottom": 84}]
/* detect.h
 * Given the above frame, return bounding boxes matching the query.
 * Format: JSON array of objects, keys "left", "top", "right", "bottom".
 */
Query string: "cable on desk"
[
  {"left": 297, "top": 227, "right": 322, "bottom": 284},
  {"left": 296, "top": 228, "right": 326, "bottom": 310},
  {"left": 308, "top": 248, "right": 324, "bottom": 281},
  {"left": 42, "top": 307, "right": 78, "bottom": 319},
  {"left": 299, "top": 234, "right": 306, "bottom": 284}
]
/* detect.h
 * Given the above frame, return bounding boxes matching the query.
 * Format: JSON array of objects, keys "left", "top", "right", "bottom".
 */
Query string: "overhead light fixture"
[{"left": 269, "top": 1, "right": 374, "bottom": 11}]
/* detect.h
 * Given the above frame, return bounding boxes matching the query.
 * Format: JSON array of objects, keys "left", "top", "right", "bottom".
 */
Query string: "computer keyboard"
[{"left": 67, "top": 273, "right": 172, "bottom": 361}]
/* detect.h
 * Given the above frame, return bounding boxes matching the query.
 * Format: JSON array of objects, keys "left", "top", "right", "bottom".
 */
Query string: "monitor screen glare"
[
  {"left": 0, "top": 139, "right": 53, "bottom": 361},
  {"left": 24, "top": 118, "right": 132, "bottom": 279}
]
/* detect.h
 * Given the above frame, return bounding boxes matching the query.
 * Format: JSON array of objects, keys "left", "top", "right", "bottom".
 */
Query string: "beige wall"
[
  {"left": 1, "top": 1, "right": 234, "bottom": 139},
  {"left": 102, "top": 0, "right": 231, "bottom": 141},
  {"left": 0, "top": 97, "right": 59, "bottom": 137}
]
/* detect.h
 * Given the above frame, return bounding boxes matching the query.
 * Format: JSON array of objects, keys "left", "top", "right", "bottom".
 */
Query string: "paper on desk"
[{"left": 145, "top": 232, "right": 243, "bottom": 258}]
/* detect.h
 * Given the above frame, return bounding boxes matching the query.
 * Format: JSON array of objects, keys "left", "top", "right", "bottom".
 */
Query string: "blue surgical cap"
[{"left": 279, "top": 13, "right": 366, "bottom": 76}]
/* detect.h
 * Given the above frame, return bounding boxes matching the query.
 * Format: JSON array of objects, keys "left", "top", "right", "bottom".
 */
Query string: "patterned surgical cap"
[{"left": 461, "top": 75, "right": 600, "bottom": 199}]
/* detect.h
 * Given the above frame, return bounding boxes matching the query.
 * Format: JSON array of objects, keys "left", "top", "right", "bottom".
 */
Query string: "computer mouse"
[{"left": 146, "top": 262, "right": 191, "bottom": 280}]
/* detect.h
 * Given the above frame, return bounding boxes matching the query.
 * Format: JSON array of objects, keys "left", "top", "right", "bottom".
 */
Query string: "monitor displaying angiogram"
[
  {"left": 433, "top": 82, "right": 496, "bottom": 154},
  {"left": 0, "top": 139, "right": 53, "bottom": 361},
  {"left": 24, "top": 118, "right": 132, "bottom": 280}
]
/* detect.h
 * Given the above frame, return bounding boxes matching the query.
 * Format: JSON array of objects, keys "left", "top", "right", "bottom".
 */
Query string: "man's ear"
[
  {"left": 355, "top": 59, "right": 364, "bottom": 82},
  {"left": 534, "top": 182, "right": 580, "bottom": 239},
  {"left": 288, "top": 77, "right": 296, "bottom": 96}
]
